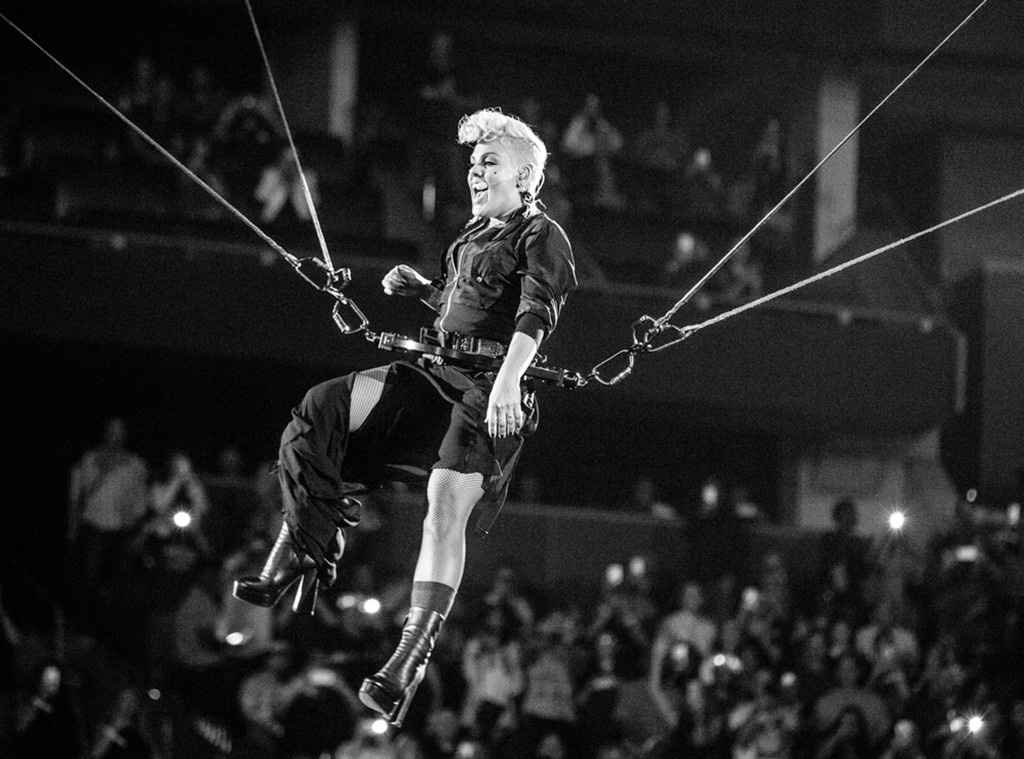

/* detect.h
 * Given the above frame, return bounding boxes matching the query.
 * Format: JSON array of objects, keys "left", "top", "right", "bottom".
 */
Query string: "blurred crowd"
[
  {"left": 1, "top": 32, "right": 796, "bottom": 298},
  {"left": 2, "top": 416, "right": 1022, "bottom": 759}
]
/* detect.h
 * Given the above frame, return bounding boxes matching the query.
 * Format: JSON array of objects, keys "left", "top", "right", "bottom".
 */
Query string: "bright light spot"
[
  {"left": 148, "top": 689, "right": 161, "bottom": 701},
  {"left": 361, "top": 598, "right": 381, "bottom": 615},
  {"left": 338, "top": 594, "right": 357, "bottom": 609},
  {"left": 966, "top": 488, "right": 977, "bottom": 503},
  {"left": 968, "top": 715, "right": 984, "bottom": 734},
  {"left": 173, "top": 510, "right": 192, "bottom": 528},
  {"left": 371, "top": 718, "right": 389, "bottom": 735},
  {"left": 225, "top": 632, "right": 246, "bottom": 646},
  {"left": 713, "top": 654, "right": 726, "bottom": 667},
  {"left": 950, "top": 717, "right": 965, "bottom": 733},
  {"left": 888, "top": 511, "right": 906, "bottom": 531}
]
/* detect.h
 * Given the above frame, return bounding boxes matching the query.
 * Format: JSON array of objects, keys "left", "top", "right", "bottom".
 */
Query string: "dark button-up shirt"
[{"left": 423, "top": 208, "right": 577, "bottom": 344}]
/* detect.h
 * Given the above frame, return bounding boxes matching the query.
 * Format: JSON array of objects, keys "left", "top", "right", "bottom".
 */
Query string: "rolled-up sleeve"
[{"left": 516, "top": 219, "right": 577, "bottom": 338}]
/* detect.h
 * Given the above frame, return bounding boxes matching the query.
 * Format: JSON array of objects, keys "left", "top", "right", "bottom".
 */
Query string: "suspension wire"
[
  {"left": 654, "top": 0, "right": 991, "bottom": 331},
  {"left": 680, "top": 185, "right": 1024, "bottom": 336},
  {"left": 241, "top": 0, "right": 335, "bottom": 273},
  {"left": 0, "top": 11, "right": 304, "bottom": 269},
  {"left": 584, "top": 183, "right": 1024, "bottom": 386}
]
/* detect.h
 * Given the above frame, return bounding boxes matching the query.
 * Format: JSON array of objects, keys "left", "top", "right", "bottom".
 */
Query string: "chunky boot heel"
[
  {"left": 359, "top": 667, "right": 424, "bottom": 726},
  {"left": 291, "top": 566, "right": 321, "bottom": 615},
  {"left": 359, "top": 607, "right": 444, "bottom": 727}
]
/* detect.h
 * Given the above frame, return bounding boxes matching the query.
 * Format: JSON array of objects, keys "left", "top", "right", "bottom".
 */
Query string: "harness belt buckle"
[{"left": 451, "top": 334, "right": 480, "bottom": 353}]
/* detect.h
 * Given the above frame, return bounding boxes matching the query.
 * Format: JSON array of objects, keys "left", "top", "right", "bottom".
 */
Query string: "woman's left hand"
[{"left": 486, "top": 376, "right": 524, "bottom": 438}]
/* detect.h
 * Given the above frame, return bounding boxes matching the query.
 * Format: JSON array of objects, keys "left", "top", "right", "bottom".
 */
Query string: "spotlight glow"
[
  {"left": 225, "top": 632, "right": 246, "bottom": 646},
  {"left": 371, "top": 718, "right": 389, "bottom": 735},
  {"left": 888, "top": 511, "right": 906, "bottom": 531},
  {"left": 361, "top": 598, "right": 381, "bottom": 615},
  {"left": 172, "top": 510, "right": 192, "bottom": 528},
  {"left": 967, "top": 715, "right": 983, "bottom": 734}
]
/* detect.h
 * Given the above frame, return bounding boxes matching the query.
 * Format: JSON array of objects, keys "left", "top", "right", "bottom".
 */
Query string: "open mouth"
[{"left": 471, "top": 183, "right": 488, "bottom": 202}]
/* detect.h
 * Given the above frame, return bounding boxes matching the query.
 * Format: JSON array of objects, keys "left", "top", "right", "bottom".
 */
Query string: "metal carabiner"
[
  {"left": 646, "top": 323, "right": 696, "bottom": 353},
  {"left": 331, "top": 294, "right": 370, "bottom": 335},
  {"left": 292, "top": 256, "right": 333, "bottom": 291},
  {"left": 588, "top": 347, "right": 637, "bottom": 386}
]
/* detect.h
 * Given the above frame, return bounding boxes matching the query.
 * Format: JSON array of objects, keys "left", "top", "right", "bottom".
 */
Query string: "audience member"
[
  {"left": 68, "top": 417, "right": 149, "bottom": 634},
  {"left": 237, "top": 644, "right": 303, "bottom": 758},
  {"left": 663, "top": 229, "right": 713, "bottom": 287},
  {"left": 148, "top": 450, "right": 210, "bottom": 531},
  {"left": 276, "top": 649, "right": 362, "bottom": 758},
  {"left": 813, "top": 651, "right": 891, "bottom": 755},
  {"left": 730, "top": 668, "right": 801, "bottom": 759},
  {"left": 254, "top": 146, "right": 321, "bottom": 224},
  {"left": 480, "top": 563, "right": 536, "bottom": 638},
  {"left": 460, "top": 604, "right": 525, "bottom": 745},
  {"left": 85, "top": 686, "right": 158, "bottom": 759},
  {"left": 518, "top": 612, "right": 579, "bottom": 757},
  {"left": 819, "top": 498, "right": 871, "bottom": 624},
  {"left": 719, "top": 240, "right": 765, "bottom": 303},
  {"left": 213, "top": 80, "right": 283, "bottom": 211},
  {"left": 180, "top": 64, "right": 226, "bottom": 139},
  {"left": 680, "top": 146, "right": 727, "bottom": 220},
  {"left": 115, "top": 56, "right": 158, "bottom": 162},
  {"left": 575, "top": 630, "right": 628, "bottom": 755},
  {"left": 414, "top": 30, "right": 475, "bottom": 237},
  {"left": 419, "top": 707, "right": 464, "bottom": 759},
  {"left": 622, "top": 100, "right": 690, "bottom": 216},
  {"left": 650, "top": 582, "right": 720, "bottom": 728},
  {"left": 13, "top": 659, "right": 85, "bottom": 759},
  {"left": 625, "top": 476, "right": 677, "bottom": 520},
  {"left": 561, "top": 93, "right": 627, "bottom": 210},
  {"left": 690, "top": 476, "right": 749, "bottom": 586},
  {"left": 587, "top": 564, "right": 652, "bottom": 680},
  {"left": 180, "top": 133, "right": 228, "bottom": 220}
]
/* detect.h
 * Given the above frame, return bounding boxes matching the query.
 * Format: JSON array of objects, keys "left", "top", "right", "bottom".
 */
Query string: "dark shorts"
[{"left": 278, "top": 359, "right": 537, "bottom": 575}]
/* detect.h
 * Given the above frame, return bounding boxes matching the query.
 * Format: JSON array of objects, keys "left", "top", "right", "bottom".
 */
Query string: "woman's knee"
[{"left": 425, "top": 470, "right": 484, "bottom": 527}]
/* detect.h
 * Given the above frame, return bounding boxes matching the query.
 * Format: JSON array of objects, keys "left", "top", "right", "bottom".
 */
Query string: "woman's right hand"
[{"left": 381, "top": 264, "right": 429, "bottom": 297}]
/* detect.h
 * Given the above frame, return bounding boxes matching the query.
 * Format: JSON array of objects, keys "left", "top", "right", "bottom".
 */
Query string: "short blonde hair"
[{"left": 457, "top": 108, "right": 547, "bottom": 197}]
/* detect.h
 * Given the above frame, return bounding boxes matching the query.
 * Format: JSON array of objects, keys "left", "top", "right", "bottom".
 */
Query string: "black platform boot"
[
  {"left": 233, "top": 522, "right": 331, "bottom": 614},
  {"left": 359, "top": 607, "right": 444, "bottom": 726}
]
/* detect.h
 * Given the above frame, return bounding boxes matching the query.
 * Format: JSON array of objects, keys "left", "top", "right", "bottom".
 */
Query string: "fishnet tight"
[{"left": 415, "top": 469, "right": 485, "bottom": 591}]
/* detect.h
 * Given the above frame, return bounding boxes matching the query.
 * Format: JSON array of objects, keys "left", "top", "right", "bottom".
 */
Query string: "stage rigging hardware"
[{"left": 4, "top": 0, "right": 1020, "bottom": 389}]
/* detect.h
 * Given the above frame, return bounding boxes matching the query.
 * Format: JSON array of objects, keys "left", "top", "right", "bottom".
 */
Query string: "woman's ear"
[{"left": 518, "top": 164, "right": 535, "bottom": 190}]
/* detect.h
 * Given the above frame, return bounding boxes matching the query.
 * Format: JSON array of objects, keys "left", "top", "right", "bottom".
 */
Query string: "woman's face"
[{"left": 467, "top": 140, "right": 523, "bottom": 219}]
